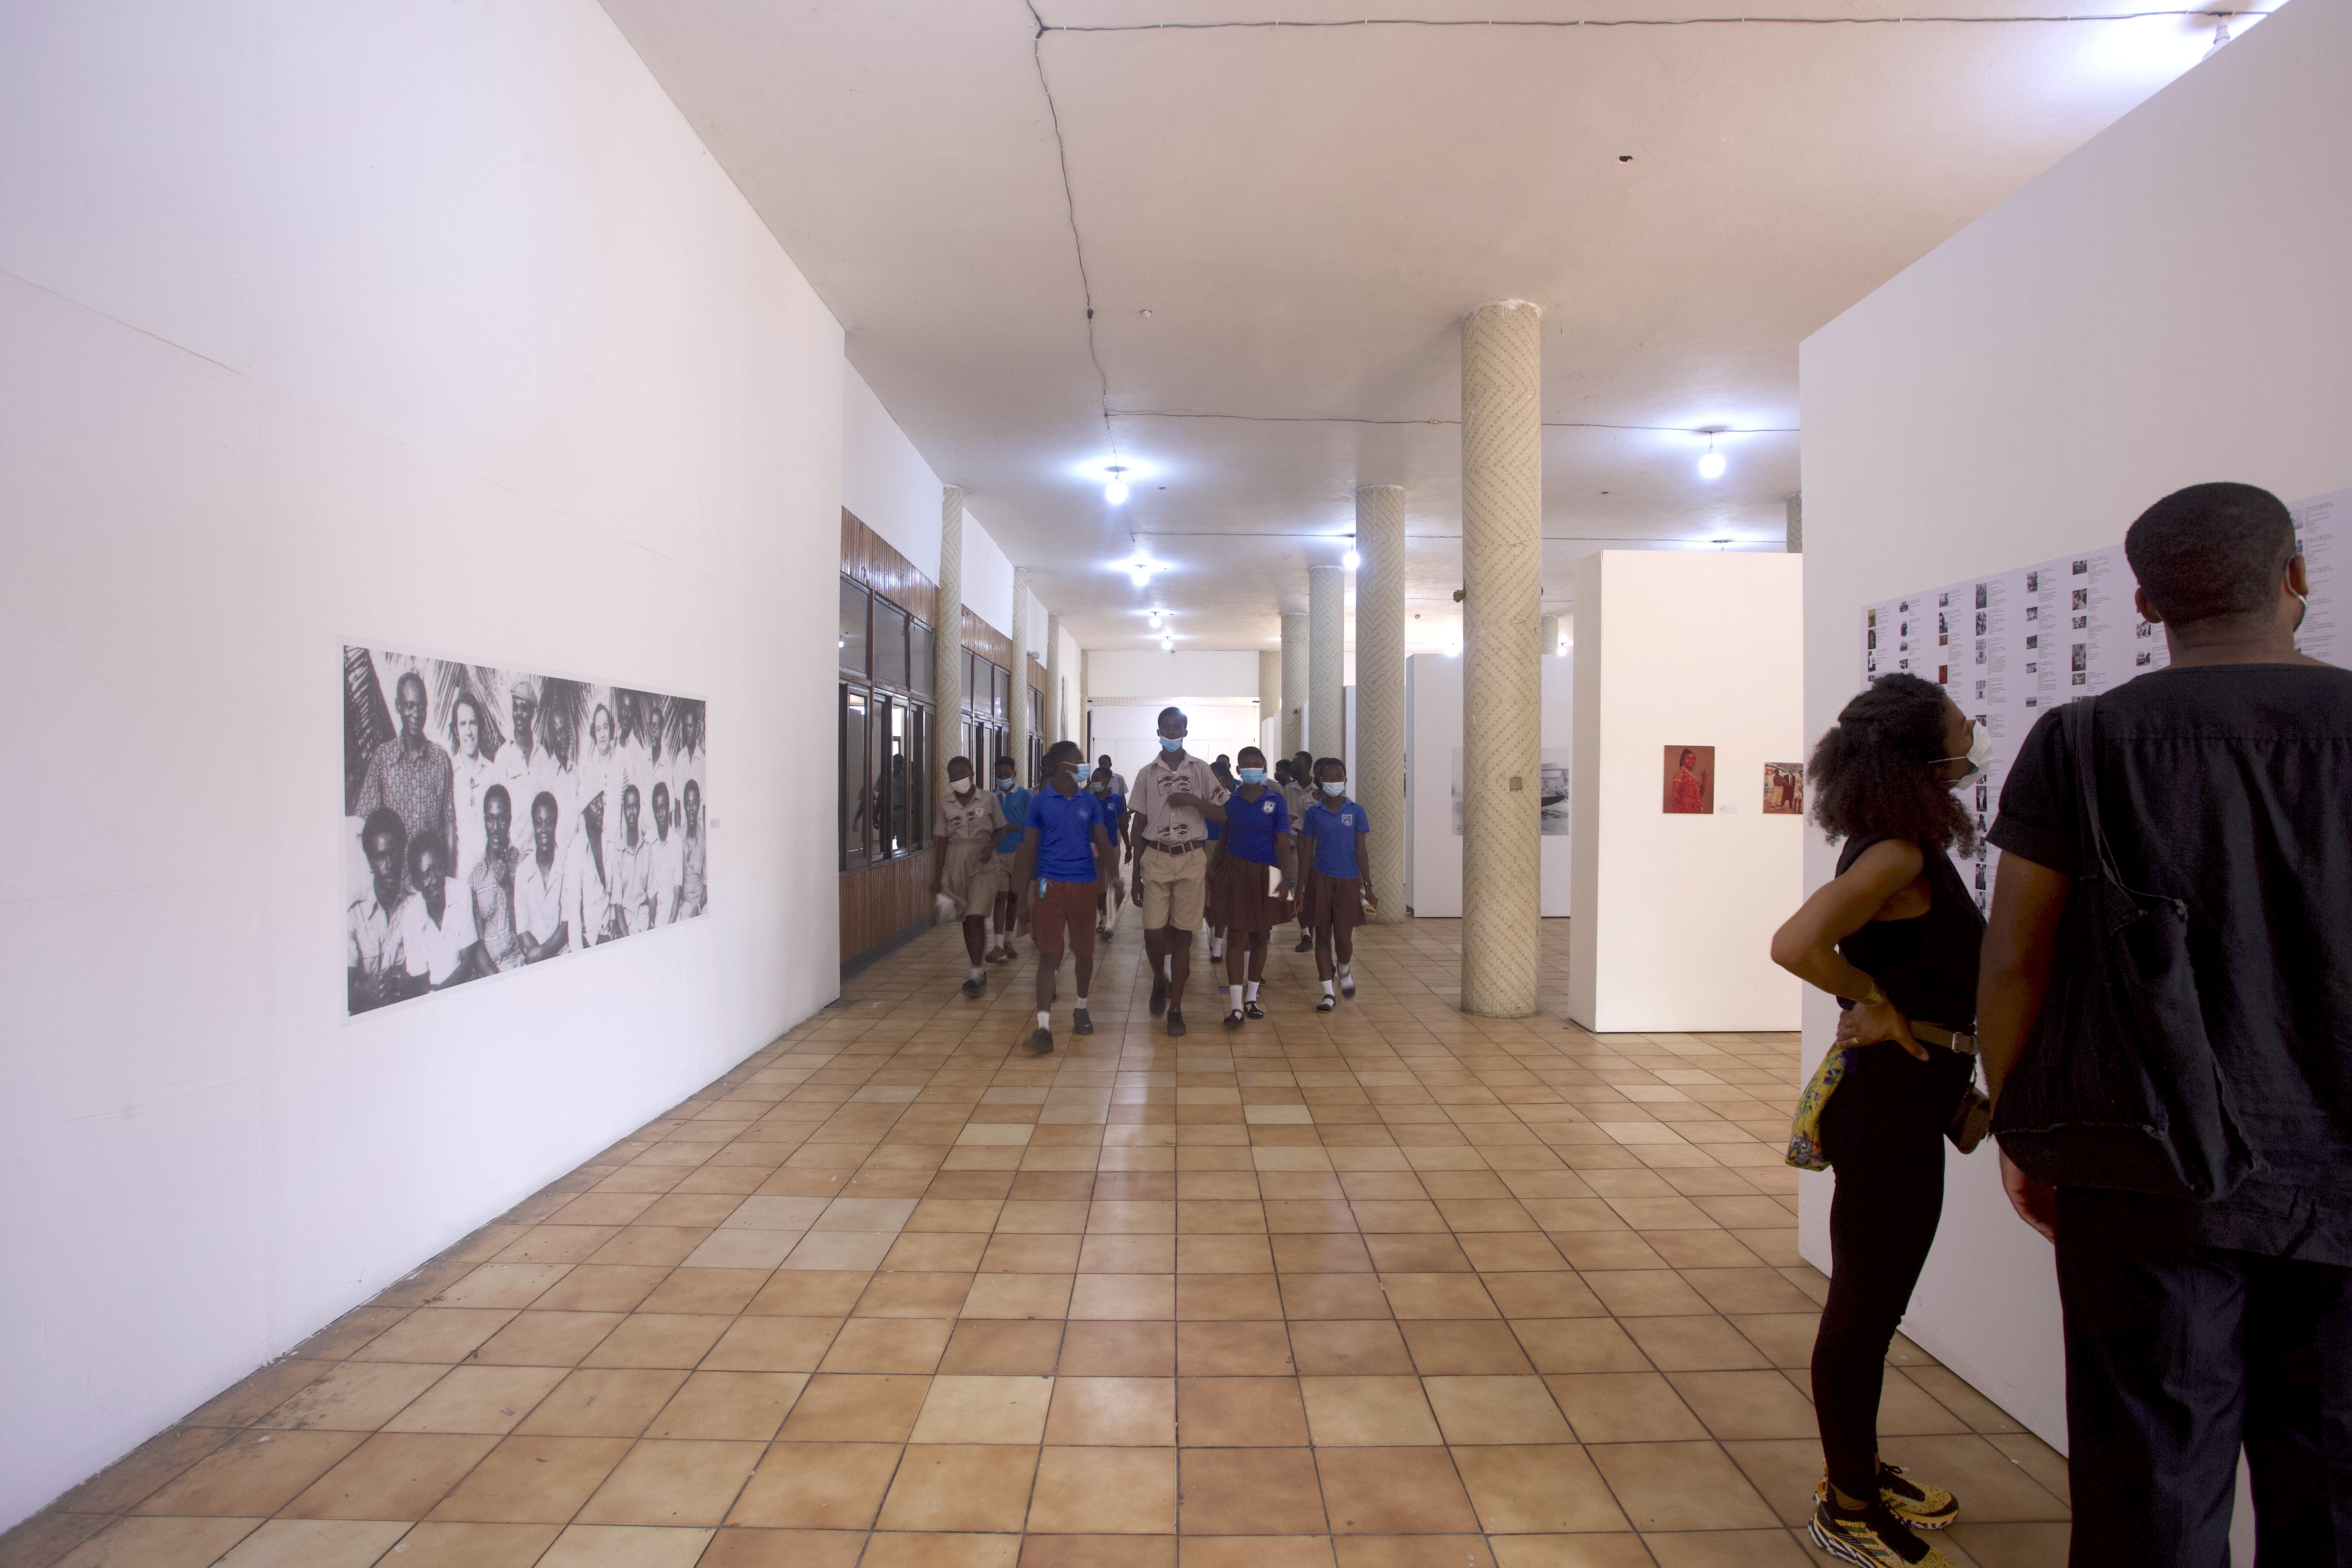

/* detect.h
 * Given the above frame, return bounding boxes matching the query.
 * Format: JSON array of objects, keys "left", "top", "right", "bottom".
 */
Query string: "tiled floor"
[{"left": 4, "top": 919, "right": 2070, "bottom": 1568}]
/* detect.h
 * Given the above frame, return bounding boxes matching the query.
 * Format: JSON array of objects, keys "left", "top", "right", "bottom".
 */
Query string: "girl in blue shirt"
[
  {"left": 987, "top": 756, "right": 1032, "bottom": 963},
  {"left": 1206, "top": 747, "right": 1296, "bottom": 1026},
  {"left": 1298, "top": 757, "right": 1376, "bottom": 1010}
]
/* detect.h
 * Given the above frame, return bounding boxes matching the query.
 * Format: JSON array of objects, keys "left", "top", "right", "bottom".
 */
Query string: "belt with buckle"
[
  {"left": 1147, "top": 840, "right": 1205, "bottom": 854},
  {"left": 1910, "top": 1022, "right": 1979, "bottom": 1056}
]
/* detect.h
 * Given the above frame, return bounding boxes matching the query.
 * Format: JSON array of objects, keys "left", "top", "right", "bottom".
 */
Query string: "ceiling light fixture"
[
  {"left": 1104, "top": 466, "right": 1130, "bottom": 505},
  {"left": 1697, "top": 431, "right": 1726, "bottom": 480},
  {"left": 1343, "top": 540, "right": 1361, "bottom": 571},
  {"left": 1128, "top": 560, "right": 1154, "bottom": 588}
]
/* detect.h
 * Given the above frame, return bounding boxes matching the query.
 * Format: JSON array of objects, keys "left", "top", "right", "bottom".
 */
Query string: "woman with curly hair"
[{"left": 1770, "top": 671, "right": 1989, "bottom": 1568}]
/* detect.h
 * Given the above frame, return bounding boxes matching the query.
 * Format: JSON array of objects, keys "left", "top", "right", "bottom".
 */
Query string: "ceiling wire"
[
  {"left": 1113, "top": 410, "right": 1798, "bottom": 433},
  {"left": 1038, "top": 8, "right": 2266, "bottom": 32}
]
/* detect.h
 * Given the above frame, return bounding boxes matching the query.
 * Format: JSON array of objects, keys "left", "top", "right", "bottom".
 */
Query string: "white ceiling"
[{"left": 600, "top": 0, "right": 2239, "bottom": 652}]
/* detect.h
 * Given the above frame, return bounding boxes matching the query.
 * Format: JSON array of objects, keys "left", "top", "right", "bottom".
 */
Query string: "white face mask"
[
  {"left": 1935, "top": 720, "right": 1994, "bottom": 784},
  {"left": 952, "top": 778, "right": 974, "bottom": 796}
]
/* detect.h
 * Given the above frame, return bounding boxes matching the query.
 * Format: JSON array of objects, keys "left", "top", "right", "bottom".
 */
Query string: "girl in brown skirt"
[
  {"left": 1206, "top": 747, "right": 1295, "bottom": 1028},
  {"left": 1298, "top": 757, "right": 1375, "bottom": 1011}
]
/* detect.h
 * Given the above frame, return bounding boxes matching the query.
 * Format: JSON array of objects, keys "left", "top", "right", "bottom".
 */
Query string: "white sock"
[
  {"left": 1246, "top": 980, "right": 1260, "bottom": 1001},
  {"left": 969, "top": 966, "right": 984, "bottom": 980},
  {"left": 1157, "top": 956, "right": 1170, "bottom": 980},
  {"left": 1075, "top": 993, "right": 1088, "bottom": 1008},
  {"left": 1036, "top": 1011, "right": 1051, "bottom": 1030},
  {"left": 1322, "top": 979, "right": 1335, "bottom": 998},
  {"left": 1228, "top": 985, "right": 1243, "bottom": 1010},
  {"left": 1338, "top": 963, "right": 1351, "bottom": 978}
]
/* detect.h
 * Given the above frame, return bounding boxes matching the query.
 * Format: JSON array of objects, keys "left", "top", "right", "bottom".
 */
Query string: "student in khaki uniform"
[
  {"left": 1128, "top": 707, "right": 1228, "bottom": 1037},
  {"left": 929, "top": 755, "right": 1007, "bottom": 997}
]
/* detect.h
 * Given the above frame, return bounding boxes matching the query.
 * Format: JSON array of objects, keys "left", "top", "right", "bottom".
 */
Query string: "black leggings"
[{"left": 1811, "top": 1041, "right": 1972, "bottom": 1499}]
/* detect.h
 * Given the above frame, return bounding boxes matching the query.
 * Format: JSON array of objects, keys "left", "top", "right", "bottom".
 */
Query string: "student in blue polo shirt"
[
  {"left": 1206, "top": 746, "right": 1295, "bottom": 1028},
  {"left": 986, "top": 755, "right": 1032, "bottom": 965},
  {"left": 1298, "top": 756, "right": 1376, "bottom": 1011},
  {"left": 1088, "top": 765, "right": 1129, "bottom": 938},
  {"left": 1011, "top": 740, "right": 1118, "bottom": 1056}
]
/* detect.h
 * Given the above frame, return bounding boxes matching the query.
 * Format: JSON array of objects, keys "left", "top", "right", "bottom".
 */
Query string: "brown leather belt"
[{"left": 1911, "top": 1022, "right": 1980, "bottom": 1056}]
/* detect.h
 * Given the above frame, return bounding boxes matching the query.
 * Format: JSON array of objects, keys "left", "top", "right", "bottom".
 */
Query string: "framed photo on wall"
[
  {"left": 343, "top": 645, "right": 709, "bottom": 1017},
  {"left": 1762, "top": 762, "right": 1805, "bottom": 815},
  {"left": 1663, "top": 745, "right": 1714, "bottom": 815}
]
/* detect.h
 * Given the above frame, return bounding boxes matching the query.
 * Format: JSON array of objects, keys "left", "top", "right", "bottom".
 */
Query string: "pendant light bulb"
[
  {"left": 1343, "top": 548, "right": 1361, "bottom": 571},
  {"left": 1697, "top": 435, "right": 1725, "bottom": 480},
  {"left": 1104, "top": 466, "right": 1130, "bottom": 505}
]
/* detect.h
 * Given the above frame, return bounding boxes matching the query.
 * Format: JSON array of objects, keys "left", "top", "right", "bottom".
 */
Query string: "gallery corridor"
[{"left": 12, "top": 922, "right": 2068, "bottom": 1568}]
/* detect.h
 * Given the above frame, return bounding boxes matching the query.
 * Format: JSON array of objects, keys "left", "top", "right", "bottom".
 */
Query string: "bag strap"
[{"left": 2067, "top": 695, "right": 2128, "bottom": 887}]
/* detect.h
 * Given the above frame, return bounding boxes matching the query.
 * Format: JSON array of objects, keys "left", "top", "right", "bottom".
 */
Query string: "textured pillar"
[
  {"left": 1308, "top": 565, "right": 1345, "bottom": 762},
  {"left": 1355, "top": 485, "right": 1406, "bottom": 924},
  {"left": 1258, "top": 650, "right": 1282, "bottom": 753},
  {"left": 1785, "top": 492, "right": 1804, "bottom": 554},
  {"left": 1540, "top": 615, "right": 1560, "bottom": 657},
  {"left": 1010, "top": 567, "right": 1032, "bottom": 780},
  {"left": 1460, "top": 300, "right": 1544, "bottom": 1019},
  {"left": 936, "top": 486, "right": 965, "bottom": 802},
  {"left": 1280, "top": 612, "right": 1308, "bottom": 759},
  {"left": 1047, "top": 611, "right": 1066, "bottom": 742}
]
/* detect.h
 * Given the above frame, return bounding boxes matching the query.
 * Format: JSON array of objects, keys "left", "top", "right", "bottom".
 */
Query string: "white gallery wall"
[
  {"left": 1798, "top": 0, "right": 2351, "bottom": 1451},
  {"left": 1570, "top": 551, "right": 1805, "bottom": 1032},
  {"left": 0, "top": 0, "right": 853, "bottom": 1528},
  {"left": 1403, "top": 654, "right": 1574, "bottom": 919}
]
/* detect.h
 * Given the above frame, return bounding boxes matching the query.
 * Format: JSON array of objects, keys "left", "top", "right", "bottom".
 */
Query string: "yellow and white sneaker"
[
  {"left": 1808, "top": 1497, "right": 1957, "bottom": 1568},
  {"left": 1876, "top": 1463, "right": 1959, "bottom": 1529}
]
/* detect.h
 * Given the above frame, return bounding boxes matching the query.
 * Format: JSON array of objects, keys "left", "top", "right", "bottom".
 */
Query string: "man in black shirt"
[{"left": 1980, "top": 482, "right": 2352, "bottom": 1565}]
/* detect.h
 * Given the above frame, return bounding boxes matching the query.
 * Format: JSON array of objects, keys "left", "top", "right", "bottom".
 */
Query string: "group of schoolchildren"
[{"left": 925, "top": 706, "right": 1372, "bottom": 1054}]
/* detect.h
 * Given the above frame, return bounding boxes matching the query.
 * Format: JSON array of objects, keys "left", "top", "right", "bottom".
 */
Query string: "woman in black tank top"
[{"left": 1769, "top": 673, "right": 1987, "bottom": 1566}]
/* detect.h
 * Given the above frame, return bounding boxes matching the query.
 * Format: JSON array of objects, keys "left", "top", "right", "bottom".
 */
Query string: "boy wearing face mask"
[
  {"left": 1299, "top": 757, "right": 1376, "bottom": 1010},
  {"left": 986, "top": 756, "right": 1031, "bottom": 964},
  {"left": 930, "top": 755, "right": 1007, "bottom": 996},
  {"left": 1088, "top": 765, "right": 1129, "bottom": 937}
]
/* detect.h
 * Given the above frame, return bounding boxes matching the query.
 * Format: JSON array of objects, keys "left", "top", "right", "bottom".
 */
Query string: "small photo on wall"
[
  {"left": 1763, "top": 762, "right": 1805, "bottom": 815},
  {"left": 1663, "top": 745, "right": 1715, "bottom": 815}
]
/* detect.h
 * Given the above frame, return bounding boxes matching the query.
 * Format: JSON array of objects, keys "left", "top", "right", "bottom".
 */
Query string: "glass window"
[
  {"left": 991, "top": 662, "right": 1009, "bottom": 723},
  {"left": 840, "top": 684, "right": 870, "bottom": 869},
  {"left": 883, "top": 698, "right": 913, "bottom": 858},
  {"left": 910, "top": 704, "right": 932, "bottom": 850},
  {"left": 910, "top": 621, "right": 935, "bottom": 700},
  {"left": 839, "top": 579, "right": 869, "bottom": 677},
  {"left": 873, "top": 599, "right": 909, "bottom": 691},
  {"left": 963, "top": 649, "right": 977, "bottom": 713}
]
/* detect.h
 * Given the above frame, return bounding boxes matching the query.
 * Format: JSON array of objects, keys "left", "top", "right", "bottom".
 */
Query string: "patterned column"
[
  {"left": 1355, "top": 485, "right": 1406, "bottom": 924},
  {"left": 1308, "top": 565, "right": 1345, "bottom": 762},
  {"left": 1540, "top": 614, "right": 1560, "bottom": 657},
  {"left": 1280, "top": 612, "right": 1308, "bottom": 759},
  {"left": 1258, "top": 650, "right": 1282, "bottom": 753},
  {"left": 1460, "top": 300, "right": 1544, "bottom": 1019},
  {"left": 1047, "top": 611, "right": 1066, "bottom": 741},
  {"left": 936, "top": 486, "right": 965, "bottom": 805},
  {"left": 1010, "top": 567, "right": 1032, "bottom": 779},
  {"left": 1785, "top": 491, "right": 1804, "bottom": 554}
]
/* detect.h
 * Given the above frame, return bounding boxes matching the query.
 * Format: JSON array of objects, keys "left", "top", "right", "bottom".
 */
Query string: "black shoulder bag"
[{"left": 1990, "top": 696, "right": 2257, "bottom": 1200}]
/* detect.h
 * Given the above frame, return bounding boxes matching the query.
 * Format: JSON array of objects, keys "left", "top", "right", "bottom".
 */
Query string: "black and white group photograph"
[{"left": 342, "top": 645, "right": 710, "bottom": 1016}]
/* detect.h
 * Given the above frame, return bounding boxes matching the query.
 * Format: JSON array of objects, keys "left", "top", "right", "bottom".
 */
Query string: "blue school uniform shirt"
[
  {"left": 1301, "top": 796, "right": 1369, "bottom": 878},
  {"left": 994, "top": 785, "right": 1032, "bottom": 854},
  {"left": 1218, "top": 785, "right": 1288, "bottom": 865},
  {"left": 1027, "top": 784, "right": 1106, "bottom": 883}
]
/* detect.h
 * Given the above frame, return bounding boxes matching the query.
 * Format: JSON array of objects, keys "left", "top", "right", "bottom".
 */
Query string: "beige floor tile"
[
  {"left": 368, "top": 1522, "right": 564, "bottom": 1566},
  {"left": 909, "top": 1375, "right": 1055, "bottom": 1444},
  {"left": 213, "top": 1519, "right": 410, "bottom": 1567},
  {"left": 876, "top": 1443, "right": 1039, "bottom": 1531},
  {"left": 1027, "top": 1446, "right": 1178, "bottom": 1533},
  {"left": 52, "top": 1517, "right": 262, "bottom": 1568},
  {"left": 536, "top": 1524, "right": 716, "bottom": 1567}
]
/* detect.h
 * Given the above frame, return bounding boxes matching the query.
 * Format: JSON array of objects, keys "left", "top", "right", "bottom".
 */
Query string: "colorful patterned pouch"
[{"left": 1785, "top": 1046, "right": 1857, "bottom": 1172}]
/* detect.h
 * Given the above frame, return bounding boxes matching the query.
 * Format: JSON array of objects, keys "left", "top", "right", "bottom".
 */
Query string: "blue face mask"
[
  {"left": 994, "top": 778, "right": 1014, "bottom": 792},
  {"left": 1158, "top": 735, "right": 1185, "bottom": 752},
  {"left": 1237, "top": 768, "right": 1266, "bottom": 784},
  {"left": 1321, "top": 781, "right": 1346, "bottom": 796}
]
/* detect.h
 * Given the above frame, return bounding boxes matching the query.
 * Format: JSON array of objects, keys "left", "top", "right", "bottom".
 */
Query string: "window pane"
[
  {"left": 992, "top": 663, "right": 1008, "bottom": 722},
  {"left": 873, "top": 600, "right": 909, "bottom": 690},
  {"left": 910, "top": 622, "right": 935, "bottom": 699},
  {"left": 963, "top": 649, "right": 977, "bottom": 713},
  {"left": 885, "top": 700, "right": 912, "bottom": 857},
  {"left": 911, "top": 705, "right": 931, "bottom": 849},
  {"left": 840, "top": 685, "right": 870, "bottom": 868},
  {"left": 839, "top": 579, "right": 869, "bottom": 677}
]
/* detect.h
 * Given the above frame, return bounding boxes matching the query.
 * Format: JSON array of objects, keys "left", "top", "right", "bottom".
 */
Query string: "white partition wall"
[
  {"left": 1403, "top": 654, "right": 1572, "bottom": 918},
  {"left": 1569, "top": 551, "right": 1804, "bottom": 1032},
  {"left": 1798, "top": 0, "right": 2351, "bottom": 1462}
]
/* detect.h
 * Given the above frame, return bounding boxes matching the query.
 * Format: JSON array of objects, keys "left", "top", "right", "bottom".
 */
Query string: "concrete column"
[
  {"left": 1785, "top": 491, "right": 1804, "bottom": 554},
  {"left": 936, "top": 485, "right": 965, "bottom": 804},
  {"left": 1280, "top": 612, "right": 1308, "bottom": 758},
  {"left": 1308, "top": 565, "right": 1345, "bottom": 762},
  {"left": 1540, "top": 614, "right": 1560, "bottom": 657},
  {"left": 1258, "top": 649, "right": 1282, "bottom": 753},
  {"left": 1047, "top": 611, "right": 1065, "bottom": 742},
  {"left": 1354, "top": 485, "right": 1406, "bottom": 924},
  {"left": 1460, "top": 300, "right": 1544, "bottom": 1019},
  {"left": 1010, "top": 567, "right": 1032, "bottom": 780}
]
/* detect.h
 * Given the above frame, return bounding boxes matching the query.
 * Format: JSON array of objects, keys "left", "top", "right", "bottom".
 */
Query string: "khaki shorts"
[{"left": 1139, "top": 843, "right": 1210, "bottom": 931}]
